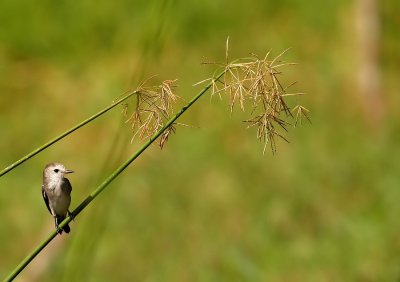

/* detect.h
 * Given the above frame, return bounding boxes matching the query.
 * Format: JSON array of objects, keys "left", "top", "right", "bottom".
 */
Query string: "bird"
[{"left": 42, "top": 162, "right": 74, "bottom": 234}]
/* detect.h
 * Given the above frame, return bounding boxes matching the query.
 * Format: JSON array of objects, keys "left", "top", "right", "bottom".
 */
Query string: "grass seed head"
[
  {"left": 197, "top": 39, "right": 310, "bottom": 154},
  {"left": 124, "top": 78, "right": 180, "bottom": 148}
]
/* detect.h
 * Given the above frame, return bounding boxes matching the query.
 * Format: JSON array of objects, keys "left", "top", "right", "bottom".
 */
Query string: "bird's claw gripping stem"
[{"left": 67, "top": 210, "right": 75, "bottom": 221}]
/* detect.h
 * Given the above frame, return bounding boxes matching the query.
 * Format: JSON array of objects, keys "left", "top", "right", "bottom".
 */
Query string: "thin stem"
[
  {"left": 4, "top": 71, "right": 224, "bottom": 282},
  {"left": 0, "top": 92, "right": 137, "bottom": 178}
]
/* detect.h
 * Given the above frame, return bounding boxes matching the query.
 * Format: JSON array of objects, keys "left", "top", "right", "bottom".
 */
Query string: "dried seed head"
[
  {"left": 124, "top": 78, "right": 180, "bottom": 148},
  {"left": 196, "top": 38, "right": 310, "bottom": 154}
]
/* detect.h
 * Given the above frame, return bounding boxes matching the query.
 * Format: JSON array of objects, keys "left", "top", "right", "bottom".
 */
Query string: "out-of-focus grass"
[{"left": 1, "top": 0, "right": 400, "bottom": 281}]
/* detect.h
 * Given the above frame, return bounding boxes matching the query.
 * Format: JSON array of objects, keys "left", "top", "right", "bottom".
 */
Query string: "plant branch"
[
  {"left": 0, "top": 92, "right": 137, "bottom": 178},
  {"left": 4, "top": 71, "right": 224, "bottom": 282}
]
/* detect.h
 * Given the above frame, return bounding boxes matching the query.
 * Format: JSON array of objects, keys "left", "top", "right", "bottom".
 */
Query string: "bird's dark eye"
[{"left": 54, "top": 169, "right": 59, "bottom": 173}]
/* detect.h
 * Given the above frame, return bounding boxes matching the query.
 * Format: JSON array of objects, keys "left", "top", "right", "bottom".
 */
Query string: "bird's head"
[{"left": 43, "top": 162, "right": 74, "bottom": 181}]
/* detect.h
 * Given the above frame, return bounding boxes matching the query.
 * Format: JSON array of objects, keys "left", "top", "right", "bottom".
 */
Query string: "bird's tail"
[{"left": 56, "top": 216, "right": 70, "bottom": 234}]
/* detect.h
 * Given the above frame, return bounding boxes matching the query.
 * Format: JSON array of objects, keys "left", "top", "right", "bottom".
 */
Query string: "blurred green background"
[{"left": 1, "top": 0, "right": 400, "bottom": 281}]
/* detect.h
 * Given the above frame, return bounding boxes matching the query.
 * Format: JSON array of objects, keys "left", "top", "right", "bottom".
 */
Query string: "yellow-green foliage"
[{"left": 1, "top": 0, "right": 400, "bottom": 281}]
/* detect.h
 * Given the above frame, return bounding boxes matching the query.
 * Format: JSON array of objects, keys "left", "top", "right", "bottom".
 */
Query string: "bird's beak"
[{"left": 64, "top": 169, "right": 74, "bottom": 174}]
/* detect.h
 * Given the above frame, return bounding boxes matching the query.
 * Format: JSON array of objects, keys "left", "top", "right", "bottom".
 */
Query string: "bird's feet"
[
  {"left": 67, "top": 210, "right": 75, "bottom": 221},
  {"left": 55, "top": 224, "right": 63, "bottom": 235},
  {"left": 53, "top": 216, "right": 63, "bottom": 234}
]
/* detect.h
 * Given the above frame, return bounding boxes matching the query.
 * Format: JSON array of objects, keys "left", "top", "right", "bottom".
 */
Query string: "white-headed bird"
[{"left": 42, "top": 162, "right": 74, "bottom": 234}]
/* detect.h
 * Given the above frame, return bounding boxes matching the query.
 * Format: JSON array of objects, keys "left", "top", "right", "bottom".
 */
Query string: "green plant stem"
[
  {"left": 0, "top": 92, "right": 136, "bottom": 178},
  {"left": 4, "top": 72, "right": 224, "bottom": 282}
]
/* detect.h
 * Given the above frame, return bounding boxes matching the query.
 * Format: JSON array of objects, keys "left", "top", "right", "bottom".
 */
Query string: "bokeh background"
[{"left": 1, "top": 0, "right": 399, "bottom": 281}]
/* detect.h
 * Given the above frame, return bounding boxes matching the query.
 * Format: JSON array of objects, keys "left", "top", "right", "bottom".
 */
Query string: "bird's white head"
[{"left": 43, "top": 162, "right": 74, "bottom": 182}]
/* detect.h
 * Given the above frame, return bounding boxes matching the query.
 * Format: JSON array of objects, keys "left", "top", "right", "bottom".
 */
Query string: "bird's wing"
[
  {"left": 41, "top": 185, "right": 52, "bottom": 214},
  {"left": 63, "top": 178, "right": 72, "bottom": 193}
]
